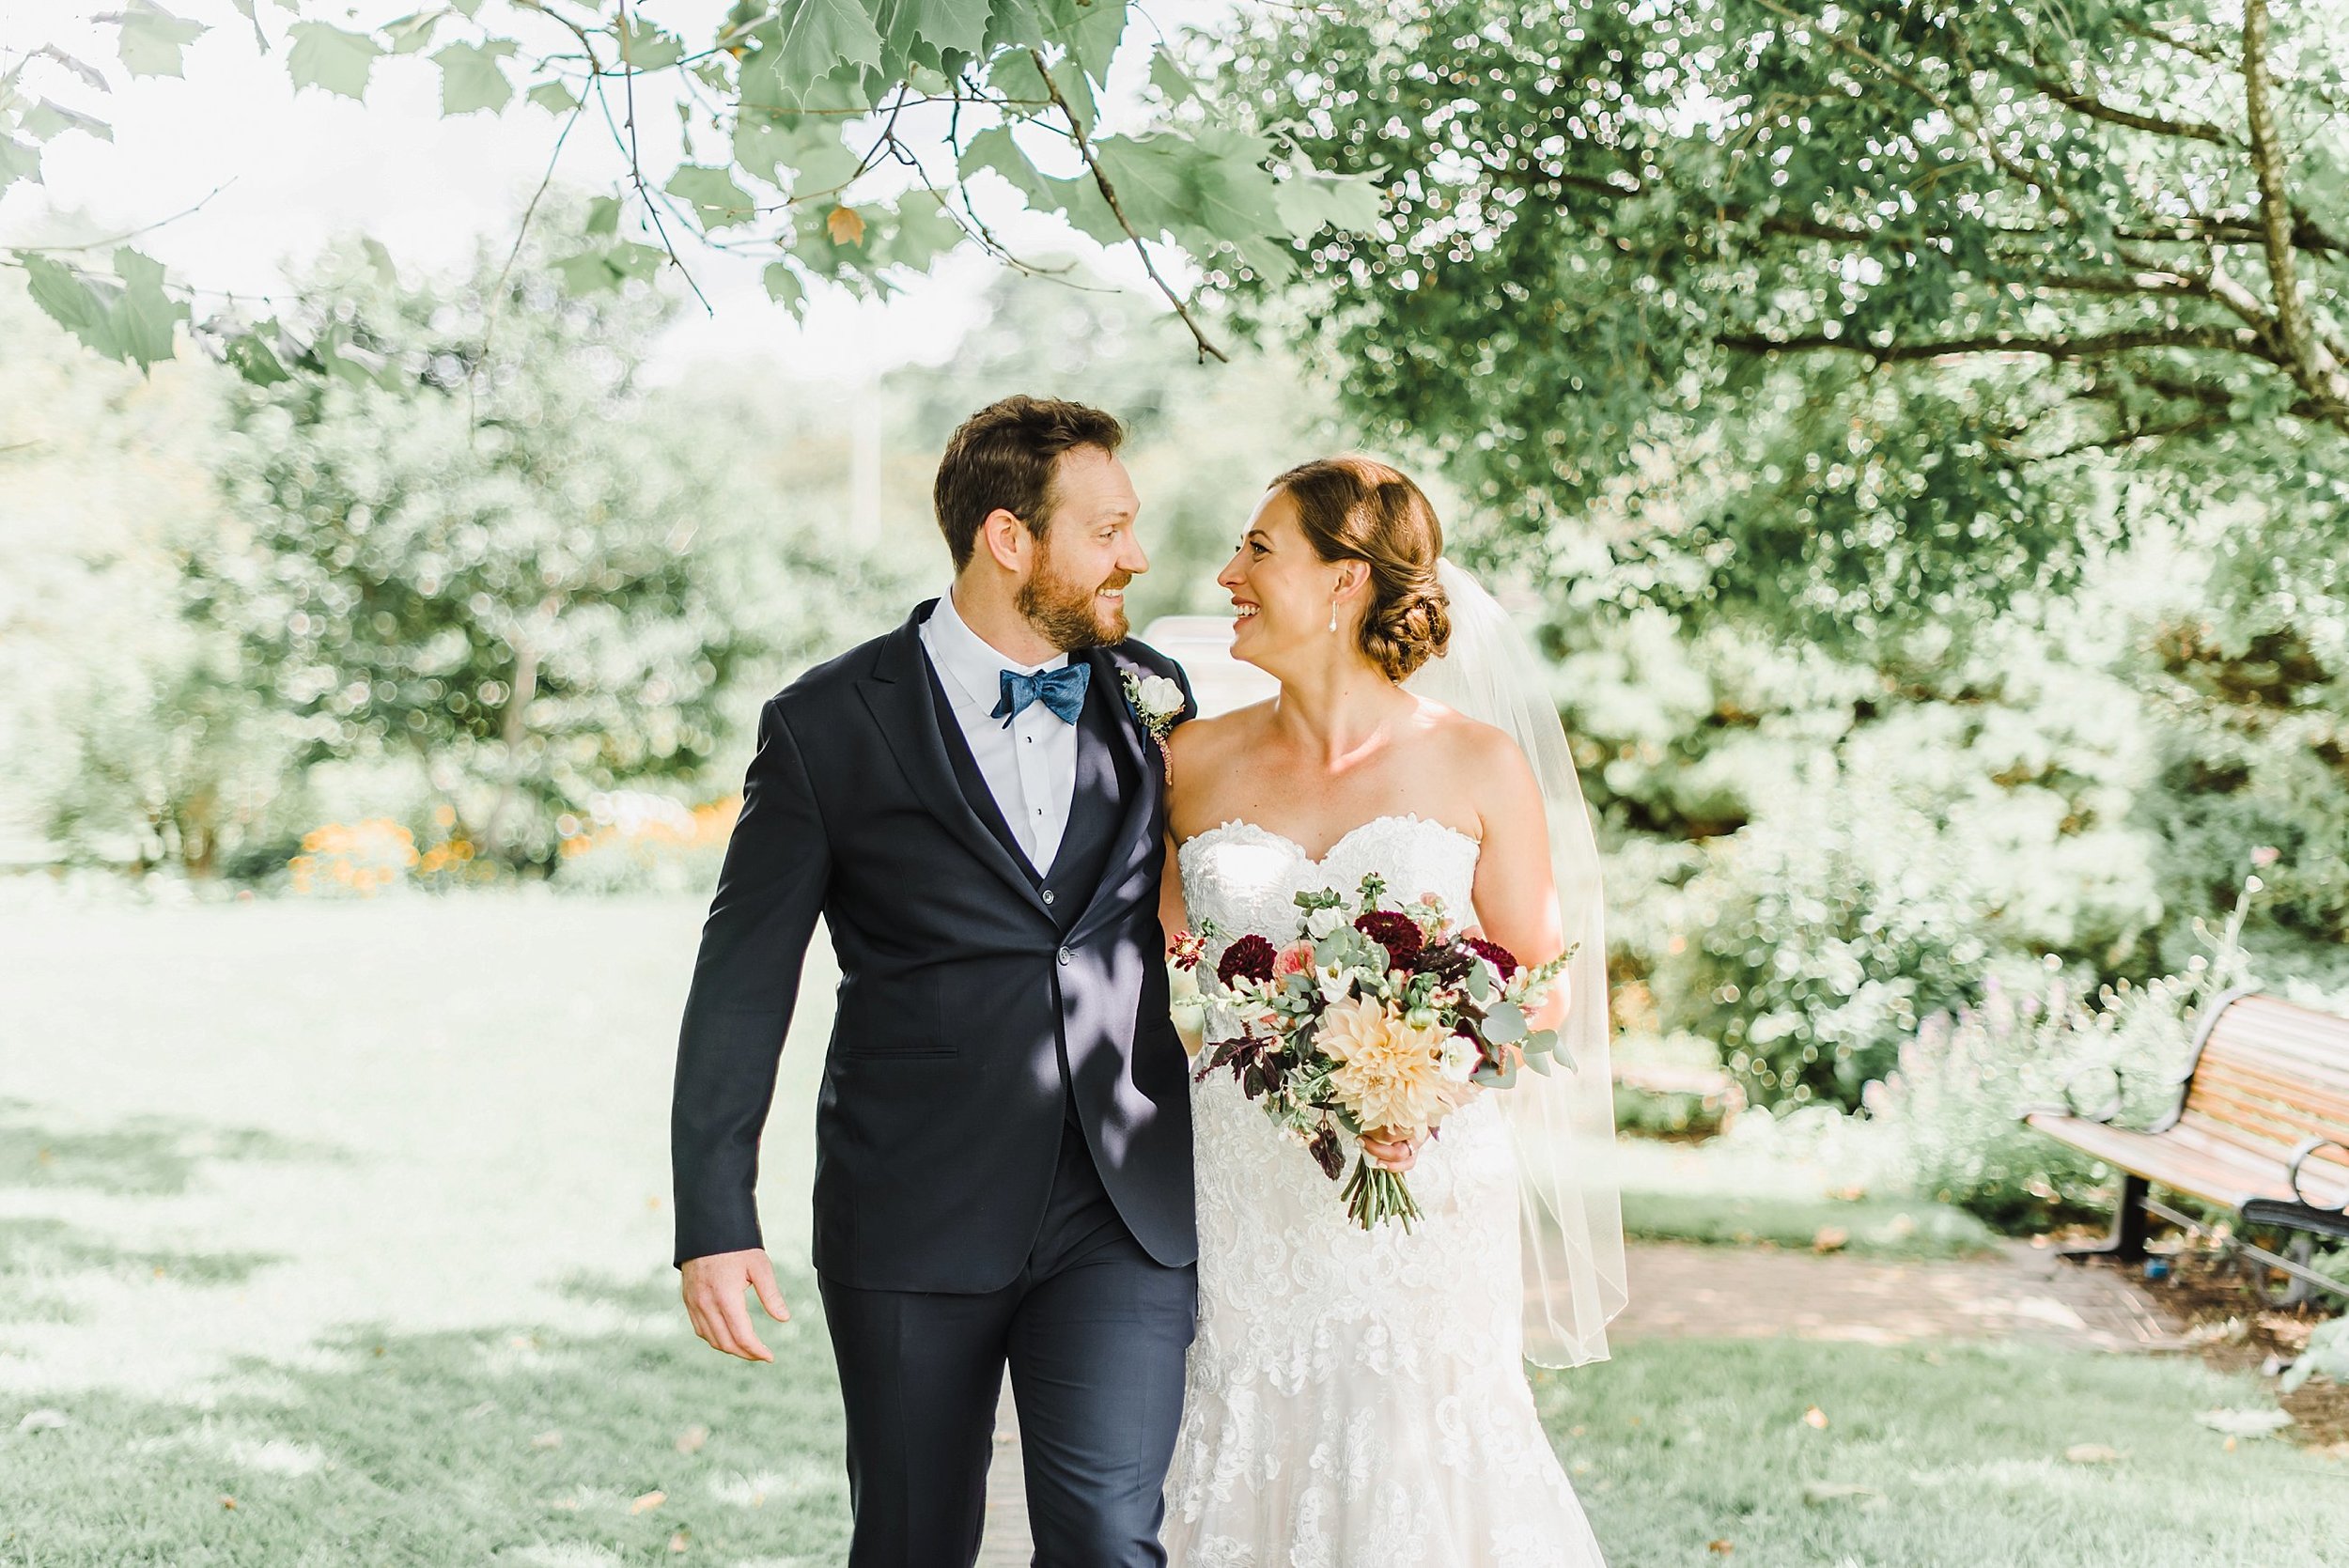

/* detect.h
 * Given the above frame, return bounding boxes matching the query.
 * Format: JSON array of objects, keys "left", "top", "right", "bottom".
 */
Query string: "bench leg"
[{"left": 2060, "top": 1172, "right": 2150, "bottom": 1264}]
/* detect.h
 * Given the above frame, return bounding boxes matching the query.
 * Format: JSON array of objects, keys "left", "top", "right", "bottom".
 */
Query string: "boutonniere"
[{"left": 1120, "top": 669, "right": 1184, "bottom": 781}]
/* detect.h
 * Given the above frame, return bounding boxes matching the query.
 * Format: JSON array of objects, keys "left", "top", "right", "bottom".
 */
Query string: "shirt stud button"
[
  {"left": 1042, "top": 889, "right": 1055, "bottom": 905},
  {"left": 1057, "top": 947, "right": 1072, "bottom": 965}
]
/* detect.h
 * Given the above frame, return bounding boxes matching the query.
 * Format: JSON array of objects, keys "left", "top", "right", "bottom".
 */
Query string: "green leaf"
[
  {"left": 583, "top": 194, "right": 621, "bottom": 238},
  {"left": 549, "top": 241, "right": 666, "bottom": 294},
  {"left": 616, "top": 15, "right": 685, "bottom": 72},
  {"left": 733, "top": 113, "right": 863, "bottom": 193},
  {"left": 526, "top": 79, "right": 582, "bottom": 115},
  {"left": 873, "top": 0, "right": 988, "bottom": 71},
  {"left": 1481, "top": 1000, "right": 1528, "bottom": 1046},
  {"left": 989, "top": 46, "right": 1088, "bottom": 131},
  {"left": 16, "top": 245, "right": 189, "bottom": 372},
  {"left": 0, "top": 136, "right": 41, "bottom": 191},
  {"left": 1148, "top": 51, "right": 1199, "bottom": 105},
  {"left": 383, "top": 11, "right": 441, "bottom": 55},
  {"left": 1040, "top": 0, "right": 1126, "bottom": 89},
  {"left": 432, "top": 39, "right": 516, "bottom": 115},
  {"left": 957, "top": 125, "right": 1056, "bottom": 210},
  {"left": 665, "top": 164, "right": 757, "bottom": 230},
  {"left": 1272, "top": 169, "right": 1383, "bottom": 240},
  {"left": 359, "top": 236, "right": 398, "bottom": 287},
  {"left": 984, "top": 0, "right": 1047, "bottom": 53},
  {"left": 22, "top": 100, "right": 115, "bottom": 144},
  {"left": 114, "top": 2, "right": 207, "bottom": 80},
  {"left": 761, "top": 261, "right": 805, "bottom": 306},
  {"left": 771, "top": 0, "right": 885, "bottom": 96},
  {"left": 31, "top": 46, "right": 110, "bottom": 93},
  {"left": 222, "top": 322, "right": 291, "bottom": 385},
  {"left": 866, "top": 190, "right": 962, "bottom": 272},
  {"left": 286, "top": 22, "right": 383, "bottom": 101}
]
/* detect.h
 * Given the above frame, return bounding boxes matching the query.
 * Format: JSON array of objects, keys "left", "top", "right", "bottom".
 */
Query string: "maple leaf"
[{"left": 826, "top": 205, "right": 866, "bottom": 245}]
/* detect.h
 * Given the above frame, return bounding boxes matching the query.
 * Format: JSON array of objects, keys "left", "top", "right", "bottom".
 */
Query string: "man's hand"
[{"left": 680, "top": 1249, "right": 790, "bottom": 1363}]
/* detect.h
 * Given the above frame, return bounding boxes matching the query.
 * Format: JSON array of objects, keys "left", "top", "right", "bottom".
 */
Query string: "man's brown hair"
[{"left": 933, "top": 396, "right": 1126, "bottom": 571}]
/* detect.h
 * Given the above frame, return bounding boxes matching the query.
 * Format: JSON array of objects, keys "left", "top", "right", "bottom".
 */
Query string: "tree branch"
[
  {"left": 2242, "top": 0, "right": 2349, "bottom": 417},
  {"left": 1718, "top": 324, "right": 2267, "bottom": 363},
  {"left": 1029, "top": 50, "right": 1228, "bottom": 363}
]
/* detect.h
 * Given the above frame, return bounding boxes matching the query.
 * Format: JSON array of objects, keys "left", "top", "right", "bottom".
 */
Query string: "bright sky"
[{"left": 0, "top": 0, "right": 1232, "bottom": 382}]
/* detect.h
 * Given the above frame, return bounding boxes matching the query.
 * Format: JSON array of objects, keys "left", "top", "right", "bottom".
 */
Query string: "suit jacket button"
[
  {"left": 1041, "top": 889, "right": 1055, "bottom": 905},
  {"left": 1057, "top": 947, "right": 1072, "bottom": 965}
]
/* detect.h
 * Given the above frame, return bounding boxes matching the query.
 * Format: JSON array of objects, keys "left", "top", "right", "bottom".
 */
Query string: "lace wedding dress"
[{"left": 1161, "top": 814, "right": 1607, "bottom": 1568}]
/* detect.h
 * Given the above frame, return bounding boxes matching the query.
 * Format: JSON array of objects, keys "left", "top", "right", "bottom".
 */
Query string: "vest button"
[
  {"left": 1041, "top": 889, "right": 1055, "bottom": 905},
  {"left": 1057, "top": 947, "right": 1072, "bottom": 966}
]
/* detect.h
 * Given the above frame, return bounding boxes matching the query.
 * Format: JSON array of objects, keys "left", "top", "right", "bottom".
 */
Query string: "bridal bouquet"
[{"left": 1179, "top": 874, "right": 1573, "bottom": 1232}]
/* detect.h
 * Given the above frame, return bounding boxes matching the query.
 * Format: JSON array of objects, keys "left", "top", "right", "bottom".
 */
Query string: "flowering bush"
[
  {"left": 554, "top": 791, "right": 739, "bottom": 896},
  {"left": 286, "top": 818, "right": 418, "bottom": 897},
  {"left": 1874, "top": 875, "right": 2263, "bottom": 1231}
]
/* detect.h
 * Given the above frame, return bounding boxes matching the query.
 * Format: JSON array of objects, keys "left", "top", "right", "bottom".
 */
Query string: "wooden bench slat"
[
  {"left": 2179, "top": 1084, "right": 2349, "bottom": 1152},
  {"left": 2186, "top": 1056, "right": 2349, "bottom": 1125},
  {"left": 2201, "top": 1039, "right": 2349, "bottom": 1098},
  {"left": 2025, "top": 1112, "right": 2349, "bottom": 1211}
]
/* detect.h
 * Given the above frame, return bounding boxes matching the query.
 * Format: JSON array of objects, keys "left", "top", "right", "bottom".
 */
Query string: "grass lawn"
[
  {"left": 1548, "top": 1339, "right": 2348, "bottom": 1567},
  {"left": 2, "top": 892, "right": 2339, "bottom": 1565}
]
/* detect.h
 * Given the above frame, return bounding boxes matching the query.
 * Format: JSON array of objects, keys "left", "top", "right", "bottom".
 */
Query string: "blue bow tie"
[{"left": 993, "top": 662, "right": 1090, "bottom": 728}]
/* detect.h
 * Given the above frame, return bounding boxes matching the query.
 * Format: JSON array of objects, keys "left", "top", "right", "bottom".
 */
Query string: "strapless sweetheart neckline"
[{"left": 1178, "top": 812, "right": 1481, "bottom": 870}]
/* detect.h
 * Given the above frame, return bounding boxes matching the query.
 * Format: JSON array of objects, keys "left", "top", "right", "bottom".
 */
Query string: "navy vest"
[{"left": 925, "top": 658, "right": 1140, "bottom": 1117}]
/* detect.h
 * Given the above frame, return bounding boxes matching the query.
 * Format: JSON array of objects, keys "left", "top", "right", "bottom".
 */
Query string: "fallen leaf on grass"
[
  {"left": 1801, "top": 1482, "right": 1877, "bottom": 1504},
  {"left": 668, "top": 1531, "right": 690, "bottom": 1553},
  {"left": 1812, "top": 1226, "right": 1849, "bottom": 1253},
  {"left": 532, "top": 1430, "right": 564, "bottom": 1450},
  {"left": 676, "top": 1424, "right": 708, "bottom": 1455},
  {"left": 630, "top": 1490, "right": 666, "bottom": 1515},
  {"left": 2064, "top": 1444, "right": 2122, "bottom": 1464},
  {"left": 1707, "top": 1541, "right": 1734, "bottom": 1555},
  {"left": 2194, "top": 1408, "right": 2293, "bottom": 1438},
  {"left": 1828, "top": 1185, "right": 1868, "bottom": 1202},
  {"left": 1802, "top": 1405, "right": 1829, "bottom": 1430},
  {"left": 16, "top": 1408, "right": 70, "bottom": 1433},
  {"left": 219, "top": 1495, "right": 237, "bottom": 1511}
]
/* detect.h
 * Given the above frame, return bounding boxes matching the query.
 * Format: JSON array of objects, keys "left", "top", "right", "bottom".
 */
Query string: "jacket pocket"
[{"left": 834, "top": 971, "right": 958, "bottom": 1058}]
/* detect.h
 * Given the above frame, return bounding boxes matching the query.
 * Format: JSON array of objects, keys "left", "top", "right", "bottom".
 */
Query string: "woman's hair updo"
[{"left": 1268, "top": 456, "right": 1451, "bottom": 680}]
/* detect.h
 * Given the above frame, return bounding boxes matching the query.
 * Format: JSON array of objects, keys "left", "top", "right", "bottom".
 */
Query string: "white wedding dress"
[{"left": 1161, "top": 814, "right": 1607, "bottom": 1568}]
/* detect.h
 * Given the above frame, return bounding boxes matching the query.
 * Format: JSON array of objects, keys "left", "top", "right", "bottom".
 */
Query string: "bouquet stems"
[{"left": 1341, "top": 1156, "right": 1422, "bottom": 1233}]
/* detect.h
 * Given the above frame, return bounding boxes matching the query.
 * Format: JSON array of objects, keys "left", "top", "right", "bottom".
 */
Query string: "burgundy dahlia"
[
  {"left": 1352, "top": 909, "right": 1425, "bottom": 964},
  {"left": 1463, "top": 936, "right": 1521, "bottom": 977},
  {"left": 1217, "top": 933, "right": 1279, "bottom": 986}
]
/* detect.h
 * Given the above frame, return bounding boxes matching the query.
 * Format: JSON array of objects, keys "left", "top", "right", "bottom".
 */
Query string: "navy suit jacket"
[{"left": 669, "top": 601, "right": 1199, "bottom": 1292}]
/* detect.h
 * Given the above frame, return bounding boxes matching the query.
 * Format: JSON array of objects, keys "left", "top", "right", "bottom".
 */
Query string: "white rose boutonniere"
[{"left": 1121, "top": 670, "right": 1185, "bottom": 780}]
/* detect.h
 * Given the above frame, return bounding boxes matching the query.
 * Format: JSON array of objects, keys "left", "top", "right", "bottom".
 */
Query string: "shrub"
[{"left": 1875, "top": 881, "right": 2260, "bottom": 1232}]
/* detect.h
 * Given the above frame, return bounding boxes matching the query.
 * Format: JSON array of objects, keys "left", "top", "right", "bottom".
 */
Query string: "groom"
[{"left": 670, "top": 396, "right": 1201, "bottom": 1567}]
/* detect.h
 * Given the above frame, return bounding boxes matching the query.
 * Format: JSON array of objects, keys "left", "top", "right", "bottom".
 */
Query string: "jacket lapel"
[
  {"left": 1065, "top": 645, "right": 1166, "bottom": 946},
  {"left": 857, "top": 603, "right": 1050, "bottom": 918}
]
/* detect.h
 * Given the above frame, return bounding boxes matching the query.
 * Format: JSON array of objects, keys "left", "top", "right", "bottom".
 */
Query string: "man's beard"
[{"left": 1018, "top": 556, "right": 1130, "bottom": 650}]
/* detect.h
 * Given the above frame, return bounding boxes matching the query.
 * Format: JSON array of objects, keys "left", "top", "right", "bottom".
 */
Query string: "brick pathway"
[{"left": 972, "top": 1238, "right": 2175, "bottom": 1564}]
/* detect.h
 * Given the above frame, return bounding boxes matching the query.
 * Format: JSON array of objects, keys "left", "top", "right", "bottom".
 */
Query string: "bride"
[{"left": 1156, "top": 457, "right": 1626, "bottom": 1566}]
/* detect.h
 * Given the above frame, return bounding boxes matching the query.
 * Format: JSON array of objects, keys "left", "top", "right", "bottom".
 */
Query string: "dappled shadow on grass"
[
  {"left": 0, "top": 1273, "right": 850, "bottom": 1567},
  {"left": 0, "top": 1217, "right": 282, "bottom": 1326},
  {"left": 0, "top": 1099, "right": 345, "bottom": 1197},
  {"left": 1544, "top": 1337, "right": 2347, "bottom": 1567}
]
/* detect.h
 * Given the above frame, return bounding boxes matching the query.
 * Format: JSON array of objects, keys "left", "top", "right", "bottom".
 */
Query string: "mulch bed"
[{"left": 2063, "top": 1231, "right": 2348, "bottom": 1449}]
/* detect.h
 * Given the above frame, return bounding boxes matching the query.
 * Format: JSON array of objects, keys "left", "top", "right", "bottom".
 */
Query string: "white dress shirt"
[{"left": 919, "top": 589, "right": 1081, "bottom": 872}]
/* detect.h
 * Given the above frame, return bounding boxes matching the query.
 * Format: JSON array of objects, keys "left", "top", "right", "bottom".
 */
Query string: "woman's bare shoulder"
[{"left": 1169, "top": 700, "right": 1273, "bottom": 760}]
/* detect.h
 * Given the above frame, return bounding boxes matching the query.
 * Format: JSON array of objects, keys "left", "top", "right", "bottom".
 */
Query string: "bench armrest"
[{"left": 2287, "top": 1137, "right": 2349, "bottom": 1212}]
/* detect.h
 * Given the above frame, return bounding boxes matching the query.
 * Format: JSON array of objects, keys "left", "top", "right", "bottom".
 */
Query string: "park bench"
[{"left": 2024, "top": 989, "right": 2349, "bottom": 1306}]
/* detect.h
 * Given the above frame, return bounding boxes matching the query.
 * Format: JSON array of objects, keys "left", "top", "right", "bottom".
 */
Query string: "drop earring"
[{"left": 1329, "top": 595, "right": 1340, "bottom": 633}]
